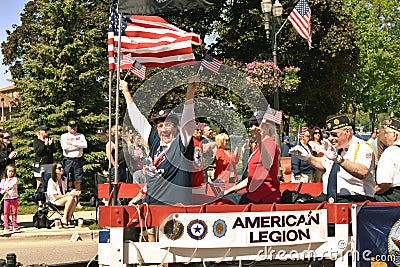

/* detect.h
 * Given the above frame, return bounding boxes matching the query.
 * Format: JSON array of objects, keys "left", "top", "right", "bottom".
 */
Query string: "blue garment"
[
  {"left": 290, "top": 143, "right": 315, "bottom": 175},
  {"left": 144, "top": 130, "right": 194, "bottom": 205},
  {"left": 280, "top": 143, "right": 293, "bottom": 157}
]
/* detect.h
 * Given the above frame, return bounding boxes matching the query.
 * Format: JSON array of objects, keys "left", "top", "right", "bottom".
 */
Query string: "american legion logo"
[{"left": 388, "top": 219, "right": 400, "bottom": 266}]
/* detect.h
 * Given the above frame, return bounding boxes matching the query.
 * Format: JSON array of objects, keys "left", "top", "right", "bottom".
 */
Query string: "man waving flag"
[{"left": 288, "top": 0, "right": 312, "bottom": 48}]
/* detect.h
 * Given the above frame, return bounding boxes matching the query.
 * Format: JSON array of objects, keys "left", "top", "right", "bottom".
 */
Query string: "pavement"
[{"left": 0, "top": 210, "right": 100, "bottom": 240}]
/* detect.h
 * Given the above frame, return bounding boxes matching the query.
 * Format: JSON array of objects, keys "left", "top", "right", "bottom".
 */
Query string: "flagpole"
[
  {"left": 111, "top": 11, "right": 123, "bottom": 206},
  {"left": 107, "top": 69, "right": 113, "bottom": 206}
]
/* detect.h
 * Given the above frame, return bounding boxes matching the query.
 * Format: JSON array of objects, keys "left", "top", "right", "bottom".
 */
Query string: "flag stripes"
[
  {"left": 108, "top": 8, "right": 202, "bottom": 70},
  {"left": 262, "top": 109, "right": 282, "bottom": 125},
  {"left": 288, "top": 0, "right": 312, "bottom": 47},
  {"left": 201, "top": 54, "right": 222, "bottom": 74}
]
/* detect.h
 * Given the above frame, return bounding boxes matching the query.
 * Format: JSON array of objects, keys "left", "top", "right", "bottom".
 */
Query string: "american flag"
[
  {"left": 262, "top": 109, "right": 282, "bottom": 125},
  {"left": 108, "top": 1, "right": 202, "bottom": 70},
  {"left": 121, "top": 53, "right": 146, "bottom": 80},
  {"left": 299, "top": 126, "right": 309, "bottom": 138},
  {"left": 200, "top": 54, "right": 222, "bottom": 74},
  {"left": 288, "top": 0, "right": 312, "bottom": 48}
]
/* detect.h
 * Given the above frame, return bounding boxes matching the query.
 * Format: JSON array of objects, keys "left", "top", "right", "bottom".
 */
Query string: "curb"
[{"left": 0, "top": 228, "right": 100, "bottom": 241}]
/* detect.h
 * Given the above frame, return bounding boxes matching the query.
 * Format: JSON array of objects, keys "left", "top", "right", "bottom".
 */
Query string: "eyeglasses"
[
  {"left": 56, "top": 167, "right": 64, "bottom": 170},
  {"left": 384, "top": 131, "right": 396, "bottom": 136},
  {"left": 3, "top": 136, "right": 11, "bottom": 140}
]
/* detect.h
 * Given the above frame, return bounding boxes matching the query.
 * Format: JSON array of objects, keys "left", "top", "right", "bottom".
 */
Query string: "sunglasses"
[
  {"left": 326, "top": 131, "right": 339, "bottom": 138},
  {"left": 314, "top": 131, "right": 321, "bottom": 134},
  {"left": 56, "top": 167, "right": 64, "bottom": 170},
  {"left": 3, "top": 136, "right": 11, "bottom": 139}
]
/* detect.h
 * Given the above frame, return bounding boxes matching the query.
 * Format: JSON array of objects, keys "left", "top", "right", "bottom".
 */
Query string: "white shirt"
[
  {"left": 60, "top": 132, "right": 87, "bottom": 158},
  {"left": 46, "top": 178, "right": 68, "bottom": 203},
  {"left": 376, "top": 140, "right": 400, "bottom": 187},
  {"left": 322, "top": 136, "right": 375, "bottom": 197}
]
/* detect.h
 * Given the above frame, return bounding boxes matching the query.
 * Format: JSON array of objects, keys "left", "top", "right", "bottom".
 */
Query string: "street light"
[{"left": 261, "top": 0, "right": 283, "bottom": 112}]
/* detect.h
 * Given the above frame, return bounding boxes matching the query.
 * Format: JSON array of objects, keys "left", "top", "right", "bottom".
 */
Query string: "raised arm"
[
  {"left": 180, "top": 75, "right": 199, "bottom": 147},
  {"left": 120, "top": 80, "right": 152, "bottom": 142}
]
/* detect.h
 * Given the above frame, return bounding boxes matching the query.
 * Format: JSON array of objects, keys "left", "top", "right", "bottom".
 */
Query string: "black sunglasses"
[
  {"left": 3, "top": 136, "right": 11, "bottom": 139},
  {"left": 326, "top": 131, "right": 339, "bottom": 138},
  {"left": 56, "top": 167, "right": 64, "bottom": 170}
]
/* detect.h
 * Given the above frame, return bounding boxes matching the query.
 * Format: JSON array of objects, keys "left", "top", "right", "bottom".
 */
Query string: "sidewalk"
[{"left": 0, "top": 210, "right": 100, "bottom": 240}]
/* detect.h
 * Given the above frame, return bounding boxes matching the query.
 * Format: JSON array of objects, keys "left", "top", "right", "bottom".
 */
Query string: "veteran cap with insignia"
[
  {"left": 326, "top": 114, "right": 351, "bottom": 131},
  {"left": 37, "top": 125, "right": 49, "bottom": 131},
  {"left": 386, "top": 118, "right": 400, "bottom": 132},
  {"left": 151, "top": 109, "right": 179, "bottom": 126}
]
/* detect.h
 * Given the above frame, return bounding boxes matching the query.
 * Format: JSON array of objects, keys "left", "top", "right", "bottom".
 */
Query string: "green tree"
[
  {"left": 342, "top": 0, "right": 400, "bottom": 120},
  {"left": 1, "top": 0, "right": 109, "bottom": 203}
]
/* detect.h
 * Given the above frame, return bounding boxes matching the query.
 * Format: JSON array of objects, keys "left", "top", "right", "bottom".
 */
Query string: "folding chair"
[{"left": 44, "top": 199, "right": 76, "bottom": 227}]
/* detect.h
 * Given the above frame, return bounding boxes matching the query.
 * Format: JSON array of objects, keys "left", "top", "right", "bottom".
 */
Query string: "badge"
[
  {"left": 187, "top": 219, "right": 207, "bottom": 240},
  {"left": 213, "top": 219, "right": 227, "bottom": 238}
]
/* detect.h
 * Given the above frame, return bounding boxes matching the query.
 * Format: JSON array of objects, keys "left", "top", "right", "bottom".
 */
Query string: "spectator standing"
[
  {"left": 0, "top": 165, "right": 19, "bottom": 231},
  {"left": 291, "top": 131, "right": 315, "bottom": 183},
  {"left": 201, "top": 125, "right": 215, "bottom": 183},
  {"left": 309, "top": 127, "right": 325, "bottom": 182},
  {"left": 223, "top": 110, "right": 281, "bottom": 204},
  {"left": 33, "top": 125, "right": 57, "bottom": 189},
  {"left": 106, "top": 125, "right": 128, "bottom": 183},
  {"left": 0, "top": 131, "right": 17, "bottom": 228},
  {"left": 60, "top": 120, "right": 87, "bottom": 195},
  {"left": 280, "top": 136, "right": 292, "bottom": 157},
  {"left": 290, "top": 114, "right": 375, "bottom": 203},
  {"left": 374, "top": 118, "right": 400, "bottom": 202}
]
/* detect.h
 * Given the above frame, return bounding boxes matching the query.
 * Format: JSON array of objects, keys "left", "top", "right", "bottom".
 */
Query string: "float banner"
[
  {"left": 356, "top": 206, "right": 400, "bottom": 267},
  {"left": 118, "top": 0, "right": 219, "bottom": 15},
  {"left": 159, "top": 210, "right": 327, "bottom": 248}
]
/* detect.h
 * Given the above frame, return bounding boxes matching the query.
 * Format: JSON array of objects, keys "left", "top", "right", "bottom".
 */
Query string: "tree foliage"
[
  {"left": 342, "top": 0, "right": 400, "bottom": 119},
  {"left": 1, "top": 0, "right": 110, "bottom": 203}
]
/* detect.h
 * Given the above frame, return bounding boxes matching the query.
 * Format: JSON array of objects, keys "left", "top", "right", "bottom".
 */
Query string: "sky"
[{"left": 0, "top": 0, "right": 29, "bottom": 88}]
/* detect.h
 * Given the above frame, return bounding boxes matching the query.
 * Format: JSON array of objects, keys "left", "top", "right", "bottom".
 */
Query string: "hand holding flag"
[{"left": 262, "top": 108, "right": 282, "bottom": 125}]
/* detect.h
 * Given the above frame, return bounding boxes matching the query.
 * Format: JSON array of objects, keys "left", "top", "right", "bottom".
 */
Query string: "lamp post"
[{"left": 261, "top": 0, "right": 283, "bottom": 112}]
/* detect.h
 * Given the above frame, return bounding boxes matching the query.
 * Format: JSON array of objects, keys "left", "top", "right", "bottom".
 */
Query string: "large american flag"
[
  {"left": 262, "top": 109, "right": 282, "bottom": 125},
  {"left": 200, "top": 54, "right": 222, "bottom": 74},
  {"left": 108, "top": 1, "right": 202, "bottom": 70},
  {"left": 121, "top": 53, "right": 146, "bottom": 80},
  {"left": 288, "top": 0, "right": 312, "bottom": 47}
]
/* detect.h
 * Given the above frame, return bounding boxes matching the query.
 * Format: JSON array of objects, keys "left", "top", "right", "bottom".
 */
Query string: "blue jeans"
[{"left": 110, "top": 167, "right": 127, "bottom": 183}]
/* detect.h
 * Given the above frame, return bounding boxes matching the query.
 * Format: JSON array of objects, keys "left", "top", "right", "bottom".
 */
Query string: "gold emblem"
[
  {"left": 328, "top": 197, "right": 335, "bottom": 204},
  {"left": 159, "top": 110, "right": 164, "bottom": 115},
  {"left": 333, "top": 119, "right": 340, "bottom": 125}
]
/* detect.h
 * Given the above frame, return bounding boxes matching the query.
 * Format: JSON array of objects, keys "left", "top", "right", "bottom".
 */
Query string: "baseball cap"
[
  {"left": 67, "top": 120, "right": 77, "bottom": 127},
  {"left": 37, "top": 125, "right": 49, "bottom": 131},
  {"left": 326, "top": 114, "right": 351, "bottom": 131},
  {"left": 151, "top": 109, "right": 179, "bottom": 126},
  {"left": 283, "top": 136, "right": 290, "bottom": 141}
]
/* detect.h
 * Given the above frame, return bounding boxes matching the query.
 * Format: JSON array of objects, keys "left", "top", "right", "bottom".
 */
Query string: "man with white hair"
[
  {"left": 290, "top": 114, "right": 375, "bottom": 203},
  {"left": 374, "top": 118, "right": 400, "bottom": 202}
]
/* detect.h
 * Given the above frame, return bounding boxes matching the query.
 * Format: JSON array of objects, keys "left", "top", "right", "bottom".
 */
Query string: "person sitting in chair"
[{"left": 46, "top": 162, "right": 80, "bottom": 228}]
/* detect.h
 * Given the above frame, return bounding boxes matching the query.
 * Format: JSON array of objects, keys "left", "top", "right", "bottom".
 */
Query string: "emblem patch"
[
  {"left": 213, "top": 219, "right": 227, "bottom": 238},
  {"left": 187, "top": 219, "right": 207, "bottom": 240},
  {"left": 388, "top": 219, "right": 400, "bottom": 266},
  {"left": 163, "top": 219, "right": 184, "bottom": 240}
]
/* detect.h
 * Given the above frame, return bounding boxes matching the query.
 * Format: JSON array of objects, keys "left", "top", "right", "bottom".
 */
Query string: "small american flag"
[
  {"left": 200, "top": 54, "right": 222, "bottom": 74},
  {"left": 299, "top": 126, "right": 309, "bottom": 138},
  {"left": 288, "top": 0, "right": 312, "bottom": 48},
  {"left": 262, "top": 109, "right": 282, "bottom": 125},
  {"left": 121, "top": 53, "right": 146, "bottom": 80}
]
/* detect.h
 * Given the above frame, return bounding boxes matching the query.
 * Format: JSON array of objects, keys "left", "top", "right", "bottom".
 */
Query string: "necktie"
[{"left": 326, "top": 148, "right": 343, "bottom": 203}]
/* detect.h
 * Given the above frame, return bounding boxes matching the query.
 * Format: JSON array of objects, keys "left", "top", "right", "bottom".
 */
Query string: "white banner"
[{"left": 159, "top": 210, "right": 327, "bottom": 248}]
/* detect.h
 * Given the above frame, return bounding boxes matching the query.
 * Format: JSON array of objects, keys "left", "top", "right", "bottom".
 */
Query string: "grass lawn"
[{"left": 18, "top": 202, "right": 96, "bottom": 215}]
